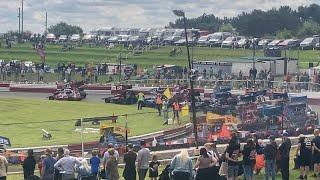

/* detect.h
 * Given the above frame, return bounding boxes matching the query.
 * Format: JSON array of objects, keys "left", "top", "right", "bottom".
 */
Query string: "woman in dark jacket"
[{"left": 23, "top": 149, "right": 36, "bottom": 180}]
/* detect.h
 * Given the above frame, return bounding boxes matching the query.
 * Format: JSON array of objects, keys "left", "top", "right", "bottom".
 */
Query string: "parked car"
[
  {"left": 267, "top": 39, "right": 283, "bottom": 48},
  {"left": 258, "top": 39, "right": 272, "bottom": 49},
  {"left": 300, "top": 35, "right": 320, "bottom": 50},
  {"left": 221, "top": 36, "right": 241, "bottom": 48},
  {"left": 278, "top": 39, "right": 301, "bottom": 49},
  {"left": 197, "top": 34, "right": 215, "bottom": 47},
  {"left": 236, "top": 37, "right": 249, "bottom": 48}
]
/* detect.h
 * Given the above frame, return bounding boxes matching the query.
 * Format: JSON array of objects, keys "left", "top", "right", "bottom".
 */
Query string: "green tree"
[
  {"left": 219, "top": 23, "right": 234, "bottom": 32},
  {"left": 48, "top": 22, "right": 83, "bottom": 37},
  {"left": 276, "top": 29, "right": 293, "bottom": 39},
  {"left": 297, "top": 20, "right": 320, "bottom": 37}
]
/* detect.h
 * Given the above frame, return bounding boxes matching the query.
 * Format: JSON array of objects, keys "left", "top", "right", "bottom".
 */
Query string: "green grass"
[
  {"left": 1, "top": 42, "right": 319, "bottom": 69},
  {"left": 0, "top": 97, "right": 188, "bottom": 147}
]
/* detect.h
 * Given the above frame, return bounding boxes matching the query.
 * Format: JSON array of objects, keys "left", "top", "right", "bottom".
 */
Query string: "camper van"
[
  {"left": 208, "top": 32, "right": 232, "bottom": 47},
  {"left": 70, "top": 34, "right": 81, "bottom": 42},
  {"left": 300, "top": 35, "right": 320, "bottom": 50},
  {"left": 221, "top": 36, "right": 242, "bottom": 48},
  {"left": 46, "top": 33, "right": 56, "bottom": 42},
  {"left": 163, "top": 29, "right": 184, "bottom": 45}
]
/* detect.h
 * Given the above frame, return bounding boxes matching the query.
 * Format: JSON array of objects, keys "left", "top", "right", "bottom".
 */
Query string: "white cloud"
[{"left": 0, "top": 0, "right": 317, "bottom": 33}]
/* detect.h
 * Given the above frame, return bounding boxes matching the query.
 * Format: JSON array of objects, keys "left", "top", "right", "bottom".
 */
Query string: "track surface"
[
  {"left": 1, "top": 91, "right": 320, "bottom": 114},
  {"left": 0, "top": 91, "right": 106, "bottom": 102}
]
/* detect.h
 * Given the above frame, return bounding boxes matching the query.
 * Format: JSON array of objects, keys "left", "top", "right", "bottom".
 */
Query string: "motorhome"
[
  {"left": 300, "top": 35, "right": 320, "bottom": 50},
  {"left": 163, "top": 29, "right": 184, "bottom": 45},
  {"left": 208, "top": 32, "right": 232, "bottom": 47},
  {"left": 58, "top": 35, "right": 68, "bottom": 42},
  {"left": 82, "top": 34, "right": 96, "bottom": 43},
  {"left": 46, "top": 33, "right": 56, "bottom": 42},
  {"left": 70, "top": 34, "right": 81, "bottom": 42}
]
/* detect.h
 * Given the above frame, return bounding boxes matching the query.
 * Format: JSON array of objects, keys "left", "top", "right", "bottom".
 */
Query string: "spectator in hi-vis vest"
[
  {"left": 137, "top": 92, "right": 145, "bottom": 110},
  {"left": 155, "top": 93, "right": 163, "bottom": 116},
  {"left": 172, "top": 100, "right": 181, "bottom": 124}
]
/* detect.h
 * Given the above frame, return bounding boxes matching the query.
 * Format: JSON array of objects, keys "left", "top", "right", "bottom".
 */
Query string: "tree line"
[{"left": 169, "top": 4, "right": 320, "bottom": 38}]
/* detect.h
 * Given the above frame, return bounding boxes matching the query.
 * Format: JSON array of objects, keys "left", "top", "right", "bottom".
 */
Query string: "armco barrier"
[
  {"left": 0, "top": 83, "right": 10, "bottom": 92},
  {"left": 9, "top": 83, "right": 57, "bottom": 93}
]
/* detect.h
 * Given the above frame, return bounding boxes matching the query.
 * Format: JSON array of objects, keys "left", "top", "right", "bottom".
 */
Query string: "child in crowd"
[
  {"left": 149, "top": 154, "right": 160, "bottom": 180},
  {"left": 90, "top": 150, "right": 101, "bottom": 178}
]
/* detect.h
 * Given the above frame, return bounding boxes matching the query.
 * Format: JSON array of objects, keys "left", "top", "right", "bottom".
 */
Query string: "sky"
[{"left": 0, "top": 0, "right": 317, "bottom": 33}]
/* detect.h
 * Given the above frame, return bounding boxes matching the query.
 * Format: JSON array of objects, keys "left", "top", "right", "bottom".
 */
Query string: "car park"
[
  {"left": 236, "top": 37, "right": 249, "bottom": 48},
  {"left": 278, "top": 39, "right": 301, "bottom": 49},
  {"left": 70, "top": 34, "right": 81, "bottom": 42},
  {"left": 267, "top": 39, "right": 283, "bottom": 48},
  {"left": 300, "top": 35, "right": 320, "bottom": 50},
  {"left": 208, "top": 32, "right": 232, "bottom": 47},
  {"left": 258, "top": 39, "right": 272, "bottom": 49},
  {"left": 221, "top": 36, "right": 242, "bottom": 48},
  {"left": 58, "top": 35, "right": 68, "bottom": 42}
]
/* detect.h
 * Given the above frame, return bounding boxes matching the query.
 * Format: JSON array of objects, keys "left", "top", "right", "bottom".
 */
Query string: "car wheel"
[
  {"left": 105, "top": 99, "right": 110, "bottom": 103},
  {"left": 49, "top": 96, "right": 54, "bottom": 100}
]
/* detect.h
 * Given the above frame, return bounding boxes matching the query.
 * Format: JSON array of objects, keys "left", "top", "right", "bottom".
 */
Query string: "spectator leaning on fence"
[
  {"left": 170, "top": 149, "right": 193, "bottom": 180},
  {"left": 54, "top": 148, "right": 81, "bottom": 180}
]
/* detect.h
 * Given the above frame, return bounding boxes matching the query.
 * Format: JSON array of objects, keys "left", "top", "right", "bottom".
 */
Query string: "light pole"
[{"left": 173, "top": 10, "right": 198, "bottom": 149}]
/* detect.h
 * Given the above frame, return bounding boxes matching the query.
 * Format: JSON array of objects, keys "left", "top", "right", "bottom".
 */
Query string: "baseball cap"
[{"left": 282, "top": 132, "right": 289, "bottom": 137}]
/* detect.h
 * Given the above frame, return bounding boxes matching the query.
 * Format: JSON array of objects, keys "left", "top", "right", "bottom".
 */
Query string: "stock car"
[
  {"left": 103, "top": 90, "right": 137, "bottom": 104},
  {"left": 49, "top": 88, "right": 86, "bottom": 101}
]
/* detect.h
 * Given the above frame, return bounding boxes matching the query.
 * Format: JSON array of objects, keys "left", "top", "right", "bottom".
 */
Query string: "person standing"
[
  {"left": 0, "top": 149, "right": 8, "bottom": 180},
  {"left": 123, "top": 144, "right": 137, "bottom": 180},
  {"left": 137, "top": 140, "right": 150, "bottom": 180},
  {"left": 103, "top": 143, "right": 120, "bottom": 180},
  {"left": 149, "top": 155, "right": 160, "bottom": 180},
  {"left": 162, "top": 99, "right": 169, "bottom": 125},
  {"left": 226, "top": 135, "right": 241, "bottom": 180},
  {"left": 22, "top": 149, "right": 36, "bottom": 180},
  {"left": 54, "top": 147, "right": 64, "bottom": 180},
  {"left": 106, "top": 148, "right": 119, "bottom": 180},
  {"left": 172, "top": 101, "right": 181, "bottom": 124},
  {"left": 279, "top": 132, "right": 291, "bottom": 180},
  {"left": 297, "top": 135, "right": 313, "bottom": 179},
  {"left": 137, "top": 92, "right": 145, "bottom": 110},
  {"left": 155, "top": 93, "right": 163, "bottom": 116},
  {"left": 242, "top": 139, "right": 256, "bottom": 180},
  {"left": 170, "top": 149, "right": 193, "bottom": 180},
  {"left": 54, "top": 149, "right": 81, "bottom": 180},
  {"left": 312, "top": 129, "right": 320, "bottom": 178},
  {"left": 41, "top": 148, "right": 57, "bottom": 180},
  {"left": 194, "top": 147, "right": 216, "bottom": 180},
  {"left": 264, "top": 135, "right": 278, "bottom": 180},
  {"left": 90, "top": 150, "right": 100, "bottom": 178}
]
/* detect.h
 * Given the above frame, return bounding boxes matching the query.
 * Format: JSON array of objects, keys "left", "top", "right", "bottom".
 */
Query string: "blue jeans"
[
  {"left": 243, "top": 165, "right": 253, "bottom": 180},
  {"left": 265, "top": 160, "right": 276, "bottom": 180},
  {"left": 105, "top": 170, "right": 109, "bottom": 180}
]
